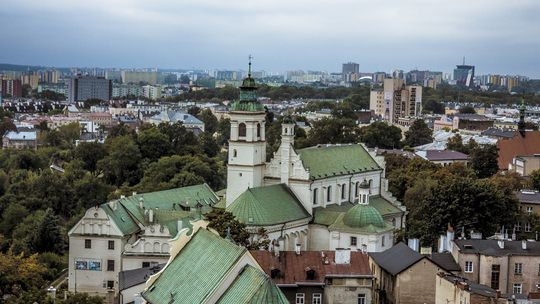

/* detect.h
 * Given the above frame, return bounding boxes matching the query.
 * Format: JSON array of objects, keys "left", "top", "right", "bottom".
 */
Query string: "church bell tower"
[{"left": 226, "top": 57, "right": 267, "bottom": 206}]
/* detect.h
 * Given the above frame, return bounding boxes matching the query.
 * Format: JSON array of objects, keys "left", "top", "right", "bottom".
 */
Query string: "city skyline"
[{"left": 1, "top": 0, "right": 539, "bottom": 77}]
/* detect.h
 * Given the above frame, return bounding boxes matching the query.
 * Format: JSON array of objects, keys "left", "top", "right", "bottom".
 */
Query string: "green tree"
[
  {"left": 403, "top": 119, "right": 433, "bottom": 147},
  {"left": 459, "top": 105, "right": 476, "bottom": 114},
  {"left": 98, "top": 136, "right": 142, "bottom": 186},
  {"left": 197, "top": 109, "right": 218, "bottom": 134},
  {"left": 108, "top": 122, "right": 135, "bottom": 138},
  {"left": 0, "top": 117, "right": 17, "bottom": 136},
  {"left": 469, "top": 144, "right": 499, "bottom": 178},
  {"left": 30, "top": 208, "right": 65, "bottom": 254},
  {"left": 158, "top": 122, "right": 200, "bottom": 155},
  {"left": 308, "top": 118, "right": 360, "bottom": 146},
  {"left": 205, "top": 208, "right": 250, "bottom": 247},
  {"left": 422, "top": 100, "right": 445, "bottom": 114},
  {"left": 74, "top": 142, "right": 107, "bottom": 172},
  {"left": 446, "top": 134, "right": 466, "bottom": 153},
  {"left": 216, "top": 118, "right": 231, "bottom": 146},
  {"left": 359, "top": 121, "right": 402, "bottom": 149},
  {"left": 199, "top": 133, "right": 220, "bottom": 158},
  {"left": 0, "top": 251, "right": 48, "bottom": 300},
  {"left": 137, "top": 127, "right": 173, "bottom": 161},
  {"left": 0, "top": 204, "right": 28, "bottom": 237},
  {"left": 331, "top": 102, "right": 357, "bottom": 120},
  {"left": 530, "top": 169, "right": 540, "bottom": 191},
  {"left": 62, "top": 293, "right": 104, "bottom": 304}
]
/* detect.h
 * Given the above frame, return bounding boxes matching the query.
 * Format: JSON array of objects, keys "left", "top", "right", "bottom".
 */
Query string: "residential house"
[
  {"left": 453, "top": 114, "right": 494, "bottom": 132},
  {"left": 2, "top": 130, "right": 37, "bottom": 149},
  {"left": 118, "top": 264, "right": 164, "bottom": 304},
  {"left": 415, "top": 150, "right": 469, "bottom": 166},
  {"left": 67, "top": 184, "right": 219, "bottom": 302},
  {"left": 435, "top": 273, "right": 506, "bottom": 304},
  {"left": 141, "top": 221, "right": 288, "bottom": 304},
  {"left": 515, "top": 190, "right": 540, "bottom": 234},
  {"left": 451, "top": 239, "right": 540, "bottom": 295},
  {"left": 252, "top": 249, "right": 373, "bottom": 304},
  {"left": 147, "top": 109, "right": 205, "bottom": 132},
  {"left": 497, "top": 131, "right": 540, "bottom": 170},
  {"left": 509, "top": 155, "right": 540, "bottom": 176},
  {"left": 369, "top": 243, "right": 459, "bottom": 304}
]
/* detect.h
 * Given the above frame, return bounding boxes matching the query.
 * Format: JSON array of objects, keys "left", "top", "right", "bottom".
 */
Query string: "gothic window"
[
  {"left": 355, "top": 182, "right": 359, "bottom": 197},
  {"left": 239, "top": 123, "right": 246, "bottom": 137},
  {"left": 257, "top": 123, "right": 261, "bottom": 137},
  {"left": 313, "top": 188, "right": 318, "bottom": 205},
  {"left": 341, "top": 184, "right": 346, "bottom": 199},
  {"left": 233, "top": 149, "right": 237, "bottom": 157}
]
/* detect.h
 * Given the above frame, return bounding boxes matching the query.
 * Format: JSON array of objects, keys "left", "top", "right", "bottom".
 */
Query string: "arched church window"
[
  {"left": 355, "top": 182, "right": 359, "bottom": 197},
  {"left": 313, "top": 188, "right": 318, "bottom": 205},
  {"left": 369, "top": 179, "right": 373, "bottom": 194},
  {"left": 239, "top": 123, "right": 246, "bottom": 137},
  {"left": 257, "top": 123, "right": 261, "bottom": 137},
  {"left": 327, "top": 186, "right": 332, "bottom": 202},
  {"left": 233, "top": 149, "right": 237, "bottom": 157},
  {"left": 341, "top": 184, "right": 346, "bottom": 199}
]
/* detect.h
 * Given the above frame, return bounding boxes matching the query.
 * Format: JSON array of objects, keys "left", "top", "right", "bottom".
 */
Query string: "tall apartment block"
[
  {"left": 342, "top": 62, "right": 359, "bottom": 82},
  {"left": 1, "top": 79, "right": 23, "bottom": 98},
  {"left": 68, "top": 76, "right": 112, "bottom": 102},
  {"left": 370, "top": 78, "right": 422, "bottom": 124}
]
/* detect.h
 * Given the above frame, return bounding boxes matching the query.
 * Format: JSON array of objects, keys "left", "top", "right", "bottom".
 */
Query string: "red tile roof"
[
  {"left": 250, "top": 250, "right": 372, "bottom": 286},
  {"left": 497, "top": 131, "right": 540, "bottom": 169}
]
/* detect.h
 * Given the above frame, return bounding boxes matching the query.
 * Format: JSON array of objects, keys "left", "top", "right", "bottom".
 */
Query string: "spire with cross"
[{"left": 248, "top": 55, "right": 253, "bottom": 77}]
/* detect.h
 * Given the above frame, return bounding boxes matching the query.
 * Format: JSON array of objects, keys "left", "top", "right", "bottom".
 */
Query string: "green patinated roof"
[
  {"left": 370, "top": 196, "right": 402, "bottom": 216},
  {"left": 312, "top": 196, "right": 403, "bottom": 232},
  {"left": 227, "top": 184, "right": 311, "bottom": 226},
  {"left": 119, "top": 184, "right": 218, "bottom": 225},
  {"left": 98, "top": 184, "right": 218, "bottom": 237},
  {"left": 343, "top": 205, "right": 384, "bottom": 228},
  {"left": 229, "top": 100, "right": 265, "bottom": 112},
  {"left": 297, "top": 144, "right": 381, "bottom": 180},
  {"left": 102, "top": 203, "right": 140, "bottom": 235},
  {"left": 329, "top": 213, "right": 394, "bottom": 234},
  {"left": 143, "top": 228, "right": 246, "bottom": 304},
  {"left": 217, "top": 265, "right": 289, "bottom": 304}
]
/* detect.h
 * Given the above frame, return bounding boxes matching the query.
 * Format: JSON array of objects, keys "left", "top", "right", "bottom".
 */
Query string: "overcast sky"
[{"left": 1, "top": 0, "right": 539, "bottom": 77}]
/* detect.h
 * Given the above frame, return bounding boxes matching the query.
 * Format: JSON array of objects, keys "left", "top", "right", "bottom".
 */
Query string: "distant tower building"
[
  {"left": 342, "top": 62, "right": 360, "bottom": 82},
  {"left": 453, "top": 58, "right": 475, "bottom": 87},
  {"left": 68, "top": 76, "right": 112, "bottom": 103},
  {"left": 226, "top": 58, "right": 267, "bottom": 206},
  {"left": 369, "top": 79, "right": 422, "bottom": 123},
  {"left": 392, "top": 69, "right": 404, "bottom": 80},
  {"left": 1, "top": 79, "right": 23, "bottom": 98}
]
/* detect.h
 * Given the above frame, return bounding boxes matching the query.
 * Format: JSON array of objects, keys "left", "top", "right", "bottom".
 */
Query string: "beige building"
[
  {"left": 435, "top": 273, "right": 506, "bottom": 304},
  {"left": 121, "top": 71, "right": 158, "bottom": 85},
  {"left": 370, "top": 79, "right": 422, "bottom": 124},
  {"left": 369, "top": 243, "right": 459, "bottom": 304},
  {"left": 509, "top": 155, "right": 540, "bottom": 176},
  {"left": 451, "top": 239, "right": 540, "bottom": 296}
]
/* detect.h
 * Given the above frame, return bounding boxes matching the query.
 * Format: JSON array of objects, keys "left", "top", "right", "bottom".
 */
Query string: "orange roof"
[{"left": 497, "top": 131, "right": 540, "bottom": 170}]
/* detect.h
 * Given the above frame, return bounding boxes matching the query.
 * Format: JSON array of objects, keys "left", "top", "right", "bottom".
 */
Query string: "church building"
[{"left": 224, "top": 61, "right": 405, "bottom": 253}]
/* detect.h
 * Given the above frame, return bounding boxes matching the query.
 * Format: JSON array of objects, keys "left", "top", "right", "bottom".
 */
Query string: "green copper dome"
[
  {"left": 343, "top": 204, "right": 385, "bottom": 228},
  {"left": 229, "top": 58, "right": 264, "bottom": 112}
]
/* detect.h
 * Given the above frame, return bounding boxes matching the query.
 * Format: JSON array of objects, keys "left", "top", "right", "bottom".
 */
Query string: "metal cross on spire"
[{"left": 248, "top": 55, "right": 253, "bottom": 77}]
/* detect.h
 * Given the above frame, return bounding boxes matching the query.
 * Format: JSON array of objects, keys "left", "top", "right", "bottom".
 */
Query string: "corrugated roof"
[
  {"left": 217, "top": 265, "right": 289, "bottom": 304},
  {"left": 297, "top": 144, "right": 381, "bottom": 180},
  {"left": 143, "top": 229, "right": 246, "bottom": 304},
  {"left": 4, "top": 131, "right": 37, "bottom": 140},
  {"left": 516, "top": 190, "right": 540, "bottom": 204},
  {"left": 227, "top": 184, "right": 310, "bottom": 226},
  {"left": 369, "top": 243, "right": 424, "bottom": 275},
  {"left": 250, "top": 250, "right": 372, "bottom": 285}
]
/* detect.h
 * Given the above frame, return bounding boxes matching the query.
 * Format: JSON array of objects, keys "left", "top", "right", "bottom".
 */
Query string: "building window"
[
  {"left": 257, "top": 123, "right": 261, "bottom": 138},
  {"left": 513, "top": 283, "right": 522, "bottom": 294},
  {"left": 108, "top": 240, "right": 114, "bottom": 250},
  {"left": 313, "top": 188, "right": 318, "bottom": 205},
  {"left": 382, "top": 235, "right": 386, "bottom": 247},
  {"left": 358, "top": 294, "right": 366, "bottom": 304},
  {"left": 491, "top": 264, "right": 500, "bottom": 290},
  {"left": 327, "top": 186, "right": 332, "bottom": 202},
  {"left": 312, "top": 293, "right": 322, "bottom": 304},
  {"left": 525, "top": 222, "right": 532, "bottom": 232},
  {"left": 107, "top": 260, "right": 115, "bottom": 271},
  {"left": 355, "top": 182, "right": 359, "bottom": 197},
  {"left": 238, "top": 123, "right": 246, "bottom": 137},
  {"left": 528, "top": 206, "right": 533, "bottom": 214},
  {"left": 233, "top": 149, "right": 237, "bottom": 157},
  {"left": 295, "top": 293, "right": 305, "bottom": 304},
  {"left": 515, "top": 263, "right": 523, "bottom": 275},
  {"left": 351, "top": 236, "right": 357, "bottom": 246},
  {"left": 341, "top": 184, "right": 346, "bottom": 199},
  {"left": 465, "top": 261, "right": 473, "bottom": 273},
  {"left": 142, "top": 262, "right": 150, "bottom": 268},
  {"left": 515, "top": 222, "right": 521, "bottom": 231},
  {"left": 84, "top": 239, "right": 91, "bottom": 249},
  {"left": 107, "top": 280, "right": 114, "bottom": 289}
]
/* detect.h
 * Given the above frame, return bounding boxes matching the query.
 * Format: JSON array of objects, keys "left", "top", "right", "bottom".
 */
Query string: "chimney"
[
  {"left": 522, "top": 240, "right": 527, "bottom": 250},
  {"left": 120, "top": 195, "right": 125, "bottom": 199},
  {"left": 139, "top": 198, "right": 144, "bottom": 210},
  {"left": 273, "top": 244, "right": 280, "bottom": 257},
  {"left": 270, "top": 267, "right": 281, "bottom": 279},
  {"left": 295, "top": 244, "right": 301, "bottom": 255},
  {"left": 408, "top": 238, "right": 420, "bottom": 252},
  {"left": 497, "top": 240, "right": 504, "bottom": 249},
  {"left": 335, "top": 248, "right": 351, "bottom": 264},
  {"left": 132, "top": 191, "right": 137, "bottom": 196},
  {"left": 177, "top": 220, "right": 183, "bottom": 233}
]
